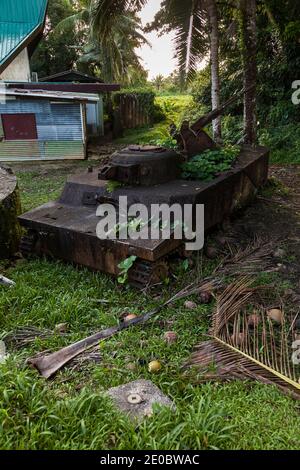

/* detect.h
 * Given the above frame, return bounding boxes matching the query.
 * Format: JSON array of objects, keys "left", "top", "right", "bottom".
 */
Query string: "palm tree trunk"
[
  {"left": 206, "top": 0, "right": 222, "bottom": 143},
  {"left": 240, "top": 0, "right": 257, "bottom": 144}
]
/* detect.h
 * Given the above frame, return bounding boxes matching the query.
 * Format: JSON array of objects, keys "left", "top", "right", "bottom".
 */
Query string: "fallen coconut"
[
  {"left": 163, "top": 331, "right": 177, "bottom": 344},
  {"left": 124, "top": 313, "right": 138, "bottom": 322},
  {"left": 148, "top": 360, "right": 162, "bottom": 373},
  {"left": 184, "top": 300, "right": 197, "bottom": 310},
  {"left": 199, "top": 291, "right": 212, "bottom": 304},
  {"left": 267, "top": 308, "right": 283, "bottom": 324},
  {"left": 248, "top": 313, "right": 261, "bottom": 328}
]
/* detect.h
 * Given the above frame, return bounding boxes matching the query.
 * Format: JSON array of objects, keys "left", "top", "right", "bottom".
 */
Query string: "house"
[
  {"left": 0, "top": 1, "right": 120, "bottom": 162},
  {"left": 0, "top": 88, "right": 99, "bottom": 161},
  {"left": 39, "top": 70, "right": 104, "bottom": 84},
  {"left": 0, "top": 0, "right": 48, "bottom": 82}
]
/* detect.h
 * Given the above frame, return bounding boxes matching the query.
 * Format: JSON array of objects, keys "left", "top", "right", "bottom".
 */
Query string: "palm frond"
[
  {"left": 188, "top": 278, "right": 300, "bottom": 399},
  {"left": 53, "top": 10, "right": 90, "bottom": 33},
  {"left": 217, "top": 236, "right": 276, "bottom": 277},
  {"left": 92, "top": 0, "right": 147, "bottom": 39},
  {"left": 163, "top": 0, "right": 208, "bottom": 81}
]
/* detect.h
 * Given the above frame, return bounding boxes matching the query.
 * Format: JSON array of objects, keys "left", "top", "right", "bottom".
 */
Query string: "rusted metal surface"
[
  {"left": 2, "top": 113, "right": 38, "bottom": 140},
  {"left": 19, "top": 145, "right": 269, "bottom": 287},
  {"left": 175, "top": 91, "right": 251, "bottom": 157},
  {"left": 0, "top": 96, "right": 88, "bottom": 162},
  {"left": 98, "top": 146, "right": 183, "bottom": 186},
  {"left": 7, "top": 82, "right": 121, "bottom": 94}
]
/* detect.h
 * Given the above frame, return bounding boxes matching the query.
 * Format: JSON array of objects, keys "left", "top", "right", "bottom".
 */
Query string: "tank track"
[
  {"left": 128, "top": 259, "right": 169, "bottom": 289},
  {"left": 19, "top": 231, "right": 37, "bottom": 258}
]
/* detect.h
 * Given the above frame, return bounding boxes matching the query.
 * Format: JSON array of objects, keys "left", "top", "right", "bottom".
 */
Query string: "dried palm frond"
[
  {"left": 217, "top": 237, "right": 276, "bottom": 277},
  {"left": 187, "top": 277, "right": 300, "bottom": 399},
  {"left": 4, "top": 327, "right": 54, "bottom": 349}
]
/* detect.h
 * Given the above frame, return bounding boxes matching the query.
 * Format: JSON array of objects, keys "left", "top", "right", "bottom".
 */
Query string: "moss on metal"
[{"left": 0, "top": 166, "right": 21, "bottom": 259}]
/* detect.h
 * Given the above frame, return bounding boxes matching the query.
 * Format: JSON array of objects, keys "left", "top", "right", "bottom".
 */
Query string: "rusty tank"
[{"left": 18, "top": 96, "right": 269, "bottom": 288}]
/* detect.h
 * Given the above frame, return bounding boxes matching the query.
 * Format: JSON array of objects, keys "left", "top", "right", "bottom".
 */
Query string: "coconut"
[
  {"left": 267, "top": 308, "right": 283, "bottom": 324},
  {"left": 248, "top": 313, "right": 261, "bottom": 328},
  {"left": 164, "top": 331, "right": 177, "bottom": 344},
  {"left": 124, "top": 313, "right": 138, "bottom": 322},
  {"left": 199, "top": 291, "right": 212, "bottom": 304},
  {"left": 184, "top": 300, "right": 197, "bottom": 310},
  {"left": 148, "top": 360, "right": 162, "bottom": 373}
]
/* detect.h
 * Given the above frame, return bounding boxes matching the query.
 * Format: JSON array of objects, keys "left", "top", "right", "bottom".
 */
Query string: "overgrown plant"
[
  {"left": 181, "top": 145, "right": 240, "bottom": 181},
  {"left": 117, "top": 256, "right": 138, "bottom": 284}
]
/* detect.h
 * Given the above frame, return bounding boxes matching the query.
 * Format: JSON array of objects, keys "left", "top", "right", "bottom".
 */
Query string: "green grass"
[
  {"left": 115, "top": 94, "right": 300, "bottom": 166},
  {"left": 0, "top": 164, "right": 300, "bottom": 450},
  {"left": 1, "top": 95, "right": 300, "bottom": 449},
  {"left": 115, "top": 95, "right": 193, "bottom": 145}
]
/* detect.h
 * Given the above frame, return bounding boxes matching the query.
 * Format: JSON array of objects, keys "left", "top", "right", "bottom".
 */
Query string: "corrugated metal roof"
[
  {"left": 0, "top": 0, "right": 48, "bottom": 70},
  {"left": 0, "top": 87, "right": 99, "bottom": 102}
]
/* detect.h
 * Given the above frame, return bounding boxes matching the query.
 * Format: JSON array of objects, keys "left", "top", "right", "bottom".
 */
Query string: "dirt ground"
[{"left": 211, "top": 164, "right": 300, "bottom": 310}]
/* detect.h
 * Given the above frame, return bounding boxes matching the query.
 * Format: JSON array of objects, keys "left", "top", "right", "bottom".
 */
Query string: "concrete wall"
[{"left": 0, "top": 48, "right": 31, "bottom": 82}]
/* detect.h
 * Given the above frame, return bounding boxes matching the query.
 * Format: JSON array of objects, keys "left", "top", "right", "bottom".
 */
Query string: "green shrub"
[
  {"left": 182, "top": 145, "right": 240, "bottom": 181},
  {"left": 259, "top": 123, "right": 300, "bottom": 164},
  {"left": 152, "top": 102, "right": 166, "bottom": 123}
]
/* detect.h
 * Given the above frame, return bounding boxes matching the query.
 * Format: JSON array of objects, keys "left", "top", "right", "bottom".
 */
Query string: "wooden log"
[{"left": 0, "top": 166, "right": 21, "bottom": 259}]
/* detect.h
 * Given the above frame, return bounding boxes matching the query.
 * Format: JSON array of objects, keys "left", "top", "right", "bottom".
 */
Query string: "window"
[{"left": 1, "top": 113, "right": 38, "bottom": 140}]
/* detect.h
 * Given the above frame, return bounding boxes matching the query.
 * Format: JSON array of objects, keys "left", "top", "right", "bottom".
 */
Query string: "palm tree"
[
  {"left": 153, "top": 74, "right": 164, "bottom": 92},
  {"left": 240, "top": 0, "right": 257, "bottom": 144},
  {"left": 55, "top": 0, "right": 149, "bottom": 84},
  {"left": 206, "top": 0, "right": 221, "bottom": 142},
  {"left": 95, "top": 1, "right": 222, "bottom": 138},
  {"left": 84, "top": 1, "right": 259, "bottom": 142}
]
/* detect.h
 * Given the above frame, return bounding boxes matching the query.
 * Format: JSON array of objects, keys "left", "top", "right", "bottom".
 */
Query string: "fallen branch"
[{"left": 28, "top": 278, "right": 219, "bottom": 379}]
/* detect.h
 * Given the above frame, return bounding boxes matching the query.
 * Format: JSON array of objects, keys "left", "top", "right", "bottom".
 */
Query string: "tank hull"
[{"left": 18, "top": 145, "right": 269, "bottom": 286}]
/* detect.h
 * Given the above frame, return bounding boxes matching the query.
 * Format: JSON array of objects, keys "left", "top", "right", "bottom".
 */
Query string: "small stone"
[
  {"left": 107, "top": 379, "right": 174, "bottom": 421},
  {"left": 184, "top": 300, "right": 197, "bottom": 310}
]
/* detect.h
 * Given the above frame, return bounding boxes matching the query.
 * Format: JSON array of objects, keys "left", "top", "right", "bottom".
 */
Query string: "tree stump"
[{"left": 0, "top": 166, "right": 21, "bottom": 259}]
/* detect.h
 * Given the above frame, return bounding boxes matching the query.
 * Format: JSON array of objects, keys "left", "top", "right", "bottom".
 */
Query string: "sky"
[{"left": 137, "top": 0, "right": 177, "bottom": 80}]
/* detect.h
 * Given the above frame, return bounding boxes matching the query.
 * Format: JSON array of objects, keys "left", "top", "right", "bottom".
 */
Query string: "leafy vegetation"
[
  {"left": 1, "top": 166, "right": 300, "bottom": 449},
  {"left": 182, "top": 146, "right": 240, "bottom": 181},
  {"left": 115, "top": 95, "right": 193, "bottom": 145},
  {"left": 7, "top": 0, "right": 300, "bottom": 451},
  {"left": 117, "top": 256, "right": 137, "bottom": 284}
]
